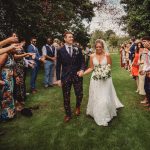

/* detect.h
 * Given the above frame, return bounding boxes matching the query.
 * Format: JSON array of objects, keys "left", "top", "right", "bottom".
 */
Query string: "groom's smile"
[{"left": 64, "top": 32, "right": 74, "bottom": 45}]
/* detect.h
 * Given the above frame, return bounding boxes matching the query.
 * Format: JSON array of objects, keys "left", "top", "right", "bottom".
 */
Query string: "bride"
[{"left": 79, "top": 39, "right": 124, "bottom": 126}]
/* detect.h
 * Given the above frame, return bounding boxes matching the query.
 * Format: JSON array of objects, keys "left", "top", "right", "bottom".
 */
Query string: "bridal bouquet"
[{"left": 92, "top": 64, "right": 111, "bottom": 80}]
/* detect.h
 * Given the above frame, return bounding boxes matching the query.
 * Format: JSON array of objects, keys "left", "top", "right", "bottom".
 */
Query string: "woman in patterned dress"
[
  {"left": 13, "top": 41, "right": 34, "bottom": 111},
  {"left": 0, "top": 52, "right": 19, "bottom": 120}
]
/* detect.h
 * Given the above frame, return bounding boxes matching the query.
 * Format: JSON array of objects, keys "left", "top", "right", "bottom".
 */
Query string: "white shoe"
[
  {"left": 135, "top": 89, "right": 139, "bottom": 93},
  {"left": 44, "top": 85, "right": 49, "bottom": 88},
  {"left": 102, "top": 123, "right": 108, "bottom": 127},
  {"left": 26, "top": 93, "right": 30, "bottom": 96}
]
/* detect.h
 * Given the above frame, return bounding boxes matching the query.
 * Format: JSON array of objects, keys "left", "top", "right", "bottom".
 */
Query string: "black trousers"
[{"left": 62, "top": 76, "right": 83, "bottom": 117}]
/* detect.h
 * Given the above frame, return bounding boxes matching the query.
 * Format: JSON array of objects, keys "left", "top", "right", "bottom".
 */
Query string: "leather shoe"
[
  {"left": 64, "top": 116, "right": 71, "bottom": 123},
  {"left": 143, "top": 103, "right": 150, "bottom": 107},
  {"left": 34, "top": 89, "right": 38, "bottom": 92},
  {"left": 31, "top": 90, "right": 37, "bottom": 94},
  {"left": 75, "top": 107, "right": 80, "bottom": 116}
]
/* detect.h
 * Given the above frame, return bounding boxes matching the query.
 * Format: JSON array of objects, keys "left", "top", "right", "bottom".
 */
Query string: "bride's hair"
[{"left": 95, "top": 39, "right": 104, "bottom": 49}]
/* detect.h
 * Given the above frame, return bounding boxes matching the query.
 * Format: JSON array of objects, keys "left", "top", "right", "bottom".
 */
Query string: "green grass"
[{"left": 0, "top": 54, "right": 150, "bottom": 150}]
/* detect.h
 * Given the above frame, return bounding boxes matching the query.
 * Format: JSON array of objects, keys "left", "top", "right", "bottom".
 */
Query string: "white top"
[{"left": 42, "top": 44, "right": 53, "bottom": 56}]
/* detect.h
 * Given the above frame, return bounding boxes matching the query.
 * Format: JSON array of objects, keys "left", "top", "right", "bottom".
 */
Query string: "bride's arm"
[
  {"left": 106, "top": 53, "right": 112, "bottom": 66},
  {"left": 83, "top": 55, "right": 94, "bottom": 76}
]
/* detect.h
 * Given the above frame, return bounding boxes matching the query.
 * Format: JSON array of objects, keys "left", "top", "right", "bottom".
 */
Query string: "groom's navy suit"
[{"left": 56, "top": 45, "right": 85, "bottom": 117}]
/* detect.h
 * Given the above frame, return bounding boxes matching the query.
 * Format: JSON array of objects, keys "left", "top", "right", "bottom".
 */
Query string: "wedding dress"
[{"left": 86, "top": 54, "right": 124, "bottom": 126}]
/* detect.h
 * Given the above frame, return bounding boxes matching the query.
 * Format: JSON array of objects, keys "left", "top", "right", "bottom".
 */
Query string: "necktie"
[{"left": 68, "top": 47, "right": 72, "bottom": 57}]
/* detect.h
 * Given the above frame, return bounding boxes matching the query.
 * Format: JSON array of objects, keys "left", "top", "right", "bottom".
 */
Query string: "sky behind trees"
[{"left": 89, "top": 0, "right": 126, "bottom": 36}]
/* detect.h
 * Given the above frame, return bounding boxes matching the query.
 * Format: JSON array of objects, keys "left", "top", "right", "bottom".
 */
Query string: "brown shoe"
[
  {"left": 143, "top": 103, "right": 150, "bottom": 107},
  {"left": 145, "top": 107, "right": 150, "bottom": 111},
  {"left": 34, "top": 89, "right": 38, "bottom": 92},
  {"left": 140, "top": 100, "right": 148, "bottom": 104},
  {"left": 64, "top": 116, "right": 71, "bottom": 123},
  {"left": 31, "top": 90, "right": 37, "bottom": 94},
  {"left": 75, "top": 107, "right": 80, "bottom": 116}
]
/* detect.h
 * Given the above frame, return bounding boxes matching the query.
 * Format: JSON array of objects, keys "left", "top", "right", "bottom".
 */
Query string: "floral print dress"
[
  {"left": 0, "top": 54, "right": 16, "bottom": 120},
  {"left": 13, "top": 49, "right": 26, "bottom": 104}
]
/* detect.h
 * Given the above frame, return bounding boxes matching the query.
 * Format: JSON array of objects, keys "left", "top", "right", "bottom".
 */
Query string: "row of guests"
[
  {"left": 120, "top": 37, "right": 136, "bottom": 71},
  {"left": 26, "top": 37, "right": 66, "bottom": 93},
  {"left": 0, "top": 33, "right": 42, "bottom": 120},
  {"left": 0, "top": 33, "right": 90, "bottom": 121},
  {"left": 120, "top": 36, "right": 150, "bottom": 111},
  {"left": 31, "top": 37, "right": 93, "bottom": 91},
  {"left": 0, "top": 34, "right": 64, "bottom": 121}
]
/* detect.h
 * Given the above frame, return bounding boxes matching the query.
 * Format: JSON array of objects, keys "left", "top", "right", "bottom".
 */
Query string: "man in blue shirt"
[
  {"left": 27, "top": 37, "right": 45, "bottom": 94},
  {"left": 129, "top": 37, "right": 136, "bottom": 63}
]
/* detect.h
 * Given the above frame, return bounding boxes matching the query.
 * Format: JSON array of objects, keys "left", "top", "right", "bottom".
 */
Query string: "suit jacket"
[
  {"left": 56, "top": 45, "right": 85, "bottom": 81},
  {"left": 129, "top": 43, "right": 136, "bottom": 59}
]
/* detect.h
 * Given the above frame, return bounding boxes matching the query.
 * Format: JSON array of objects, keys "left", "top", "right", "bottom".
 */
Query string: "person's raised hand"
[
  {"left": 10, "top": 43, "right": 19, "bottom": 50},
  {"left": 0, "top": 80, "right": 5, "bottom": 85},
  {"left": 40, "top": 56, "right": 46, "bottom": 63},
  {"left": 7, "top": 37, "right": 18, "bottom": 44}
]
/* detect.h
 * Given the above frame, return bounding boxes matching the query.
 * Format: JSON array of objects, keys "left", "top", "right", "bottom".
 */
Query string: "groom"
[{"left": 56, "top": 31, "right": 85, "bottom": 122}]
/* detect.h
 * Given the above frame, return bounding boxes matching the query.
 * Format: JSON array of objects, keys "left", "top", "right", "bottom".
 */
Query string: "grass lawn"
[{"left": 0, "top": 54, "right": 150, "bottom": 150}]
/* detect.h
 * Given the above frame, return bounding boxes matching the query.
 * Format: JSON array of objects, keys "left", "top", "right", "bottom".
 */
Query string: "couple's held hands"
[
  {"left": 55, "top": 71, "right": 85, "bottom": 88},
  {"left": 77, "top": 70, "right": 84, "bottom": 77}
]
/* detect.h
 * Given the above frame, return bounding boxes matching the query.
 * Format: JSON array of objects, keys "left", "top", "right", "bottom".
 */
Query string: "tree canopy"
[
  {"left": 120, "top": 0, "right": 150, "bottom": 37},
  {"left": 90, "top": 29, "right": 129, "bottom": 50},
  {"left": 0, "top": 0, "right": 95, "bottom": 46}
]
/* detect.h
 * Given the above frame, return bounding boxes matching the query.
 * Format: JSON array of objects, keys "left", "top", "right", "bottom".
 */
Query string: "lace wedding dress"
[{"left": 87, "top": 55, "right": 124, "bottom": 126}]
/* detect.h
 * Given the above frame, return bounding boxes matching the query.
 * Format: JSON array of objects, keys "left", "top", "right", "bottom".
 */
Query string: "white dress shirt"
[{"left": 65, "top": 44, "right": 73, "bottom": 56}]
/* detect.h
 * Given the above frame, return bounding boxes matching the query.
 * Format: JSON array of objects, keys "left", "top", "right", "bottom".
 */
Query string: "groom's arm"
[{"left": 56, "top": 49, "right": 62, "bottom": 80}]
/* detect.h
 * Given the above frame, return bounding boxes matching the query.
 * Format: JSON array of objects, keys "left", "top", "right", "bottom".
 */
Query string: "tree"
[
  {"left": 0, "top": 0, "right": 95, "bottom": 46},
  {"left": 104, "top": 29, "right": 116, "bottom": 40},
  {"left": 109, "top": 34, "right": 118, "bottom": 48},
  {"left": 90, "top": 30, "right": 105, "bottom": 47},
  {"left": 120, "top": 0, "right": 150, "bottom": 37}
]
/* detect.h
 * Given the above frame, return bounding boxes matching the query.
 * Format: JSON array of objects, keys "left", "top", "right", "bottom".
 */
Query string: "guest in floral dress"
[{"left": 0, "top": 53, "right": 17, "bottom": 120}]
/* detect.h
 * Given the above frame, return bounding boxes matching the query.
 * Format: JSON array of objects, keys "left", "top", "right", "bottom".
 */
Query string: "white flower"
[
  {"left": 73, "top": 47, "right": 79, "bottom": 55},
  {"left": 93, "top": 64, "right": 111, "bottom": 81}
]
